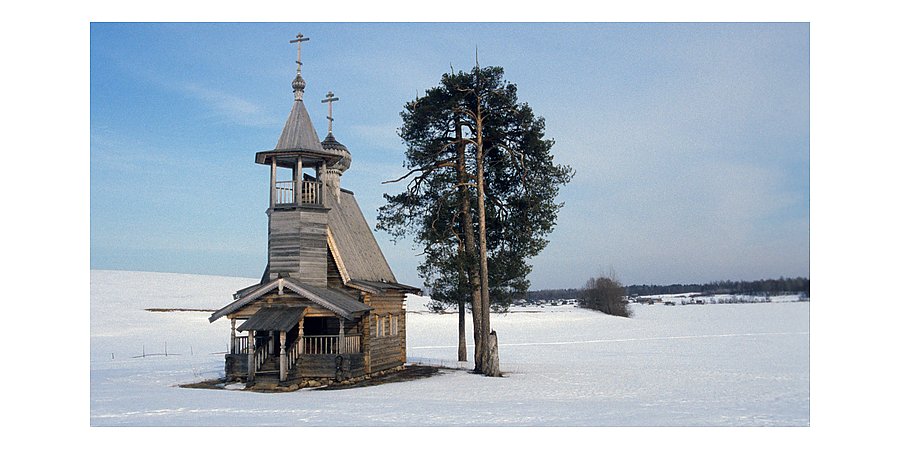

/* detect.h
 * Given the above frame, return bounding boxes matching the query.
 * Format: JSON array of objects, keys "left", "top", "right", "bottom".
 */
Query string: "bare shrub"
[{"left": 581, "top": 275, "right": 632, "bottom": 318}]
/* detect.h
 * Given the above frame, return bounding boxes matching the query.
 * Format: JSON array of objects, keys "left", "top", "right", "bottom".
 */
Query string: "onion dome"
[
  {"left": 320, "top": 90, "right": 351, "bottom": 174},
  {"left": 322, "top": 132, "right": 352, "bottom": 174},
  {"left": 291, "top": 73, "right": 307, "bottom": 100}
]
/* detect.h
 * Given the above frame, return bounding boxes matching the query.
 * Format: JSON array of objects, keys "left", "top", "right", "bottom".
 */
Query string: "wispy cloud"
[
  {"left": 179, "top": 82, "right": 281, "bottom": 127},
  {"left": 90, "top": 127, "right": 183, "bottom": 174},
  {"left": 348, "top": 124, "right": 404, "bottom": 153}
]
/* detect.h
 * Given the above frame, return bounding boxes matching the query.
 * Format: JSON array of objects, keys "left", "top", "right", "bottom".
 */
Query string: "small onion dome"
[
  {"left": 292, "top": 73, "right": 306, "bottom": 100},
  {"left": 322, "top": 132, "right": 352, "bottom": 173}
]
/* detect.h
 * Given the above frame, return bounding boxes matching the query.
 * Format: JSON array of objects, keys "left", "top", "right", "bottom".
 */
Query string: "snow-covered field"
[{"left": 90, "top": 270, "right": 809, "bottom": 427}]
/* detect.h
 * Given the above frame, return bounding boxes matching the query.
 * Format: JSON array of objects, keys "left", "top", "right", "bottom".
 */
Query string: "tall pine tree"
[{"left": 378, "top": 65, "right": 572, "bottom": 375}]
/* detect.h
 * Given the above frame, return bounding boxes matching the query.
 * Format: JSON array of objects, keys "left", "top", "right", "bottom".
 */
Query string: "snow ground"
[{"left": 90, "top": 270, "right": 809, "bottom": 427}]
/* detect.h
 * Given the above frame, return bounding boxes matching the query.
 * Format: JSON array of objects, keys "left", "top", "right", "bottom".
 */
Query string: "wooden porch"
[
  {"left": 227, "top": 334, "right": 364, "bottom": 382},
  {"left": 210, "top": 278, "right": 380, "bottom": 384},
  {"left": 225, "top": 307, "right": 365, "bottom": 383}
]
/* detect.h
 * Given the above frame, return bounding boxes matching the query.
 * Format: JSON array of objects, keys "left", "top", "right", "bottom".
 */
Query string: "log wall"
[
  {"left": 267, "top": 206, "right": 328, "bottom": 286},
  {"left": 225, "top": 354, "right": 249, "bottom": 380},
  {"left": 326, "top": 247, "right": 345, "bottom": 290},
  {"left": 364, "top": 292, "right": 407, "bottom": 373},
  {"left": 296, "top": 354, "right": 365, "bottom": 379}
]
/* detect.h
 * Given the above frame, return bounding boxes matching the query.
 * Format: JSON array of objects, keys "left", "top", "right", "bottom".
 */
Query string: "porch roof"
[
  {"left": 237, "top": 306, "right": 306, "bottom": 332},
  {"left": 209, "top": 277, "right": 371, "bottom": 323},
  {"left": 347, "top": 279, "right": 422, "bottom": 295}
]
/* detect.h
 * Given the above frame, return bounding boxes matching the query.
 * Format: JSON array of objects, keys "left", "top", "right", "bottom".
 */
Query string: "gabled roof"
[
  {"left": 209, "top": 277, "right": 371, "bottom": 323},
  {"left": 327, "top": 190, "right": 398, "bottom": 284}
]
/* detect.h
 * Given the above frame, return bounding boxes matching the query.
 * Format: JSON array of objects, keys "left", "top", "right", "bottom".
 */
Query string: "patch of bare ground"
[
  {"left": 317, "top": 364, "right": 444, "bottom": 390},
  {"left": 179, "top": 364, "right": 446, "bottom": 391},
  {"left": 179, "top": 379, "right": 229, "bottom": 389}
]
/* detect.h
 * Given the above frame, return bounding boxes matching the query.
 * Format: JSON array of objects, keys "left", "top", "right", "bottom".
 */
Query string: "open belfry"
[{"left": 209, "top": 33, "right": 419, "bottom": 387}]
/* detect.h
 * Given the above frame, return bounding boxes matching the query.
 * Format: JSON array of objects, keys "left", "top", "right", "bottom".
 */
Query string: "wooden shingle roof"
[
  {"left": 327, "top": 190, "right": 398, "bottom": 284},
  {"left": 274, "top": 98, "right": 324, "bottom": 152},
  {"left": 237, "top": 306, "right": 306, "bottom": 332},
  {"left": 346, "top": 279, "right": 421, "bottom": 295}
]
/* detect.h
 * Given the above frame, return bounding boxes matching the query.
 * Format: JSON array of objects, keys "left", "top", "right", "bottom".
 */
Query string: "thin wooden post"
[
  {"left": 270, "top": 158, "right": 277, "bottom": 208},
  {"left": 294, "top": 158, "right": 301, "bottom": 204},
  {"left": 298, "top": 317, "right": 304, "bottom": 354},
  {"left": 339, "top": 319, "right": 345, "bottom": 354},
  {"left": 279, "top": 331, "right": 287, "bottom": 381},
  {"left": 230, "top": 319, "right": 236, "bottom": 354},
  {"left": 247, "top": 330, "right": 256, "bottom": 382}
]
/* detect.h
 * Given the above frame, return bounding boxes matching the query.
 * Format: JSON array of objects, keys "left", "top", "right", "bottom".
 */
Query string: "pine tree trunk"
[
  {"left": 456, "top": 116, "right": 482, "bottom": 370},
  {"left": 457, "top": 297, "right": 467, "bottom": 362},
  {"left": 475, "top": 107, "right": 499, "bottom": 376},
  {"left": 456, "top": 214, "right": 468, "bottom": 361},
  {"left": 456, "top": 241, "right": 467, "bottom": 363}
]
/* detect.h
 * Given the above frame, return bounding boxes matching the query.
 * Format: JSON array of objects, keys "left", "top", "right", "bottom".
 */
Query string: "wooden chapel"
[{"left": 209, "top": 33, "right": 419, "bottom": 386}]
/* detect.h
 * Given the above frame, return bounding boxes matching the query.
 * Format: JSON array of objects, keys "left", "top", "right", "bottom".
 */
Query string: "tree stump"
[{"left": 483, "top": 330, "right": 501, "bottom": 377}]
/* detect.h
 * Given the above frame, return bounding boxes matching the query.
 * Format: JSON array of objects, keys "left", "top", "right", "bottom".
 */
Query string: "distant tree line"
[
  {"left": 525, "top": 288, "right": 583, "bottom": 302},
  {"left": 526, "top": 277, "right": 810, "bottom": 301}
]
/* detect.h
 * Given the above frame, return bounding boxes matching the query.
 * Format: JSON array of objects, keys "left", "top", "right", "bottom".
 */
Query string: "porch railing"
[
  {"left": 254, "top": 340, "right": 270, "bottom": 372},
  {"left": 274, "top": 180, "right": 323, "bottom": 206},
  {"left": 343, "top": 334, "right": 361, "bottom": 353},
  {"left": 303, "top": 334, "right": 361, "bottom": 355},
  {"left": 232, "top": 336, "right": 249, "bottom": 354},
  {"left": 287, "top": 336, "right": 303, "bottom": 371}
]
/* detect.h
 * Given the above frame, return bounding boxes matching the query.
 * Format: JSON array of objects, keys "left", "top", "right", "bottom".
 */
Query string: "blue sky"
[{"left": 90, "top": 22, "right": 809, "bottom": 289}]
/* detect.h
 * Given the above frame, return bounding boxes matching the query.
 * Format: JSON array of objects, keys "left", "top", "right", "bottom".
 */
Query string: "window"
[{"left": 374, "top": 313, "right": 399, "bottom": 337}]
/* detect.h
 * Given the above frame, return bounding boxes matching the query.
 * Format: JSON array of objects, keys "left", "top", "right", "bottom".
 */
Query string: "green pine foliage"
[{"left": 377, "top": 65, "right": 573, "bottom": 312}]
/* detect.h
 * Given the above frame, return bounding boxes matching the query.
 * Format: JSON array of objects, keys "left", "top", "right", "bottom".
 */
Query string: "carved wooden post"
[
  {"left": 339, "top": 318, "right": 345, "bottom": 354},
  {"left": 230, "top": 319, "right": 236, "bottom": 354},
  {"left": 298, "top": 317, "right": 305, "bottom": 354},
  {"left": 279, "top": 331, "right": 287, "bottom": 381},
  {"left": 247, "top": 330, "right": 256, "bottom": 382}
]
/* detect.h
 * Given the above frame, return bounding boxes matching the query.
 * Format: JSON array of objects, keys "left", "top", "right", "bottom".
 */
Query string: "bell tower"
[{"left": 255, "top": 33, "right": 347, "bottom": 286}]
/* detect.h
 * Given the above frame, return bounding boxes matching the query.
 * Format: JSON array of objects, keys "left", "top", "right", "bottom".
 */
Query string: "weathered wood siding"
[
  {"left": 227, "top": 352, "right": 365, "bottom": 380},
  {"left": 296, "top": 354, "right": 365, "bottom": 379},
  {"left": 326, "top": 246, "right": 345, "bottom": 289},
  {"left": 364, "top": 292, "right": 407, "bottom": 373},
  {"left": 225, "top": 354, "right": 249, "bottom": 379},
  {"left": 267, "top": 206, "right": 328, "bottom": 286}
]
